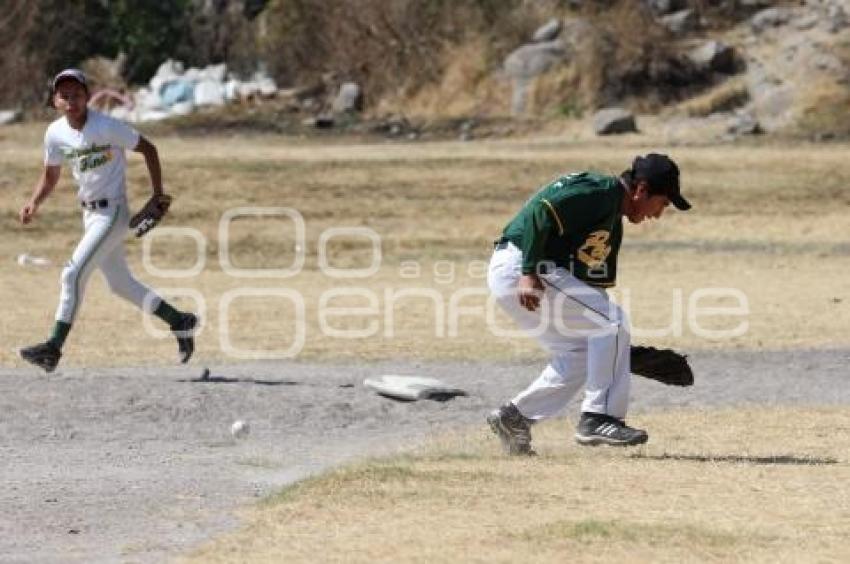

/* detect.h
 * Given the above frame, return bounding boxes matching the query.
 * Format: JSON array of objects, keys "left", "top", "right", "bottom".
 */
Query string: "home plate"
[{"left": 363, "top": 375, "right": 467, "bottom": 402}]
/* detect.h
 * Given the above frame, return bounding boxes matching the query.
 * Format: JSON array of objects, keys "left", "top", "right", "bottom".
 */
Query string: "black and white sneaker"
[
  {"left": 19, "top": 341, "right": 62, "bottom": 373},
  {"left": 172, "top": 313, "right": 197, "bottom": 364},
  {"left": 575, "top": 412, "right": 648, "bottom": 447},
  {"left": 487, "top": 403, "right": 536, "bottom": 456}
]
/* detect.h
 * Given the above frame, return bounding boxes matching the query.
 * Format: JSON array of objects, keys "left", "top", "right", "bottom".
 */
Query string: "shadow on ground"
[{"left": 630, "top": 453, "right": 839, "bottom": 465}]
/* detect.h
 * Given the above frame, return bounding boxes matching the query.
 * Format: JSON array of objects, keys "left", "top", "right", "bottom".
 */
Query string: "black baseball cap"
[
  {"left": 52, "top": 68, "right": 88, "bottom": 91},
  {"left": 632, "top": 153, "right": 691, "bottom": 211}
]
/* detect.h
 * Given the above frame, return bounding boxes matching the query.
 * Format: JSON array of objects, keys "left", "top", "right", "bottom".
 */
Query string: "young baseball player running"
[
  {"left": 18, "top": 69, "right": 197, "bottom": 373},
  {"left": 487, "top": 154, "right": 691, "bottom": 455}
]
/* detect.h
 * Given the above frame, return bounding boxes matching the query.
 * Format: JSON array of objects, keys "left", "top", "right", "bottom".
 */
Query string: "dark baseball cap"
[
  {"left": 632, "top": 153, "right": 691, "bottom": 211},
  {"left": 52, "top": 68, "right": 88, "bottom": 91}
]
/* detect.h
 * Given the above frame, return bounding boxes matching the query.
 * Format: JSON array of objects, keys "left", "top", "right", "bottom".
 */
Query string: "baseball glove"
[
  {"left": 130, "top": 193, "right": 172, "bottom": 237},
  {"left": 630, "top": 345, "right": 693, "bottom": 387}
]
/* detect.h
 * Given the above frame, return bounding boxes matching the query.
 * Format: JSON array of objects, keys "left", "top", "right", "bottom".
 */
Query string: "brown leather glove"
[{"left": 129, "top": 193, "right": 172, "bottom": 237}]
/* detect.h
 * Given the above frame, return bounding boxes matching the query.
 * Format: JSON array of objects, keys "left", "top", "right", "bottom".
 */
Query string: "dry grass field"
[
  {"left": 2, "top": 121, "right": 849, "bottom": 562},
  {"left": 186, "top": 407, "right": 850, "bottom": 563},
  {"left": 1, "top": 121, "right": 848, "bottom": 367}
]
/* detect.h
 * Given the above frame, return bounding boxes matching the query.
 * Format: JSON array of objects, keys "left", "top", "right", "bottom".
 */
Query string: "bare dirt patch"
[{"left": 1, "top": 349, "right": 848, "bottom": 563}]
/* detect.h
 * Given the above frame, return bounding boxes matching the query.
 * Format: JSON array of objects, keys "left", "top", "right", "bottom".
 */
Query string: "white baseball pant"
[
  {"left": 487, "top": 242, "right": 632, "bottom": 420},
  {"left": 56, "top": 199, "right": 161, "bottom": 324}
]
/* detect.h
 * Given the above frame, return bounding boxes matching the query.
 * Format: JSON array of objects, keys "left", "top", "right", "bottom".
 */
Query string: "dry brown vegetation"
[
  {"left": 677, "top": 77, "right": 750, "bottom": 117},
  {"left": 185, "top": 407, "right": 850, "bottom": 563},
  {"left": 1, "top": 121, "right": 849, "bottom": 368}
]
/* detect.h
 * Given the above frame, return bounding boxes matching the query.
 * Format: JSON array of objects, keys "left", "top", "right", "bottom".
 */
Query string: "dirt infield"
[{"left": 1, "top": 348, "right": 847, "bottom": 563}]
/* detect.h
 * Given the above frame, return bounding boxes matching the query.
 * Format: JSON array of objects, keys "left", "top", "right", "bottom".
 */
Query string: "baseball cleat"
[
  {"left": 575, "top": 412, "right": 648, "bottom": 447},
  {"left": 487, "top": 402, "right": 536, "bottom": 456},
  {"left": 19, "top": 341, "right": 62, "bottom": 373},
  {"left": 172, "top": 313, "right": 197, "bottom": 364}
]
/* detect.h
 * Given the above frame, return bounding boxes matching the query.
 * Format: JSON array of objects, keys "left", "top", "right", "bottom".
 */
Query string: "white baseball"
[{"left": 231, "top": 420, "right": 250, "bottom": 439}]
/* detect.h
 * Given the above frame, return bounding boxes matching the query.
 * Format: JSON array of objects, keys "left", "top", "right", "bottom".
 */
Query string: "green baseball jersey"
[{"left": 502, "top": 171, "right": 625, "bottom": 287}]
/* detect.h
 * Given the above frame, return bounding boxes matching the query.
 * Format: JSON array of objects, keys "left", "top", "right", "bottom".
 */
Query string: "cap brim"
[
  {"left": 671, "top": 193, "right": 691, "bottom": 211},
  {"left": 52, "top": 70, "right": 87, "bottom": 91}
]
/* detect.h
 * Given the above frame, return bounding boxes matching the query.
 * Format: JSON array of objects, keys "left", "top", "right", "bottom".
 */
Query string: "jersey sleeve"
[
  {"left": 518, "top": 199, "right": 559, "bottom": 274},
  {"left": 105, "top": 115, "right": 141, "bottom": 150},
  {"left": 43, "top": 128, "right": 64, "bottom": 166}
]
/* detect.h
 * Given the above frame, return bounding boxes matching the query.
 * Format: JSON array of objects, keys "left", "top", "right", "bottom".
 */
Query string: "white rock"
[
  {"left": 332, "top": 82, "right": 362, "bottom": 113},
  {"left": 194, "top": 80, "right": 226, "bottom": 106},
  {"left": 0, "top": 109, "right": 22, "bottom": 125},
  {"left": 532, "top": 18, "right": 562, "bottom": 42},
  {"left": 258, "top": 77, "right": 278, "bottom": 97},
  {"left": 150, "top": 59, "right": 185, "bottom": 94},
  {"left": 169, "top": 101, "right": 194, "bottom": 116},
  {"left": 504, "top": 40, "right": 566, "bottom": 80},
  {"left": 137, "top": 109, "right": 172, "bottom": 122},
  {"left": 224, "top": 80, "right": 240, "bottom": 101},
  {"left": 201, "top": 63, "right": 227, "bottom": 83}
]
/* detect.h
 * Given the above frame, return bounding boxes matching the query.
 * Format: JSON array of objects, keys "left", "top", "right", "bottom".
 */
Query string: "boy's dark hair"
[{"left": 622, "top": 153, "right": 691, "bottom": 211}]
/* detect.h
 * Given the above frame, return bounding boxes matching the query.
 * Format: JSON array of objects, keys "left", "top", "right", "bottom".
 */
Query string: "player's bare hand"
[
  {"left": 518, "top": 274, "right": 544, "bottom": 311},
  {"left": 19, "top": 202, "right": 37, "bottom": 224}
]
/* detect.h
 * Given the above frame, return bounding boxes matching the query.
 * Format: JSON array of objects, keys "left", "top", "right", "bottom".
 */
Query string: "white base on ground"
[{"left": 364, "top": 374, "right": 467, "bottom": 401}]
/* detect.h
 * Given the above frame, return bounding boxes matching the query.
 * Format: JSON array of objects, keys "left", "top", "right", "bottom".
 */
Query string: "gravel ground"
[{"left": 1, "top": 348, "right": 848, "bottom": 563}]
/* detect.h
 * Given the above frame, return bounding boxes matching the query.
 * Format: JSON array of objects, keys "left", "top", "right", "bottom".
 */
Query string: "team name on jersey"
[{"left": 63, "top": 143, "right": 114, "bottom": 172}]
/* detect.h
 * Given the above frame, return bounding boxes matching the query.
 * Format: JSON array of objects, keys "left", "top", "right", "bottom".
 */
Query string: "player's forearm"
[
  {"left": 143, "top": 147, "right": 163, "bottom": 194},
  {"left": 28, "top": 183, "right": 53, "bottom": 207},
  {"left": 135, "top": 136, "right": 163, "bottom": 194},
  {"left": 28, "top": 170, "right": 59, "bottom": 207}
]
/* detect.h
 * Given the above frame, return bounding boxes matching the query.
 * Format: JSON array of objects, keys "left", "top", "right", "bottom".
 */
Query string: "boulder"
[
  {"left": 258, "top": 76, "right": 278, "bottom": 97},
  {"left": 750, "top": 7, "right": 793, "bottom": 33},
  {"left": 825, "top": 3, "right": 849, "bottom": 33},
  {"left": 0, "top": 109, "right": 22, "bottom": 125},
  {"left": 647, "top": 0, "right": 687, "bottom": 16},
  {"left": 689, "top": 41, "right": 736, "bottom": 74},
  {"left": 194, "top": 80, "right": 226, "bottom": 106},
  {"left": 727, "top": 111, "right": 763, "bottom": 136},
  {"left": 560, "top": 18, "right": 595, "bottom": 46},
  {"left": 593, "top": 107, "right": 637, "bottom": 135},
  {"left": 533, "top": 18, "right": 562, "bottom": 42},
  {"left": 504, "top": 40, "right": 568, "bottom": 115},
  {"left": 159, "top": 79, "right": 194, "bottom": 107},
  {"left": 169, "top": 101, "right": 195, "bottom": 116},
  {"left": 332, "top": 82, "right": 363, "bottom": 113},
  {"left": 303, "top": 115, "right": 335, "bottom": 129},
  {"left": 195, "top": 63, "right": 227, "bottom": 83},
  {"left": 504, "top": 40, "right": 566, "bottom": 80},
  {"left": 149, "top": 59, "right": 185, "bottom": 96},
  {"left": 660, "top": 9, "right": 699, "bottom": 34},
  {"left": 137, "top": 109, "right": 172, "bottom": 122},
  {"left": 236, "top": 76, "right": 278, "bottom": 100},
  {"left": 224, "top": 79, "right": 240, "bottom": 102},
  {"left": 794, "top": 13, "right": 820, "bottom": 31}
]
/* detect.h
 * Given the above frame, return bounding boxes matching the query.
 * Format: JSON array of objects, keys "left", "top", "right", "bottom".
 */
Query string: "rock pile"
[{"left": 102, "top": 59, "right": 278, "bottom": 123}]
